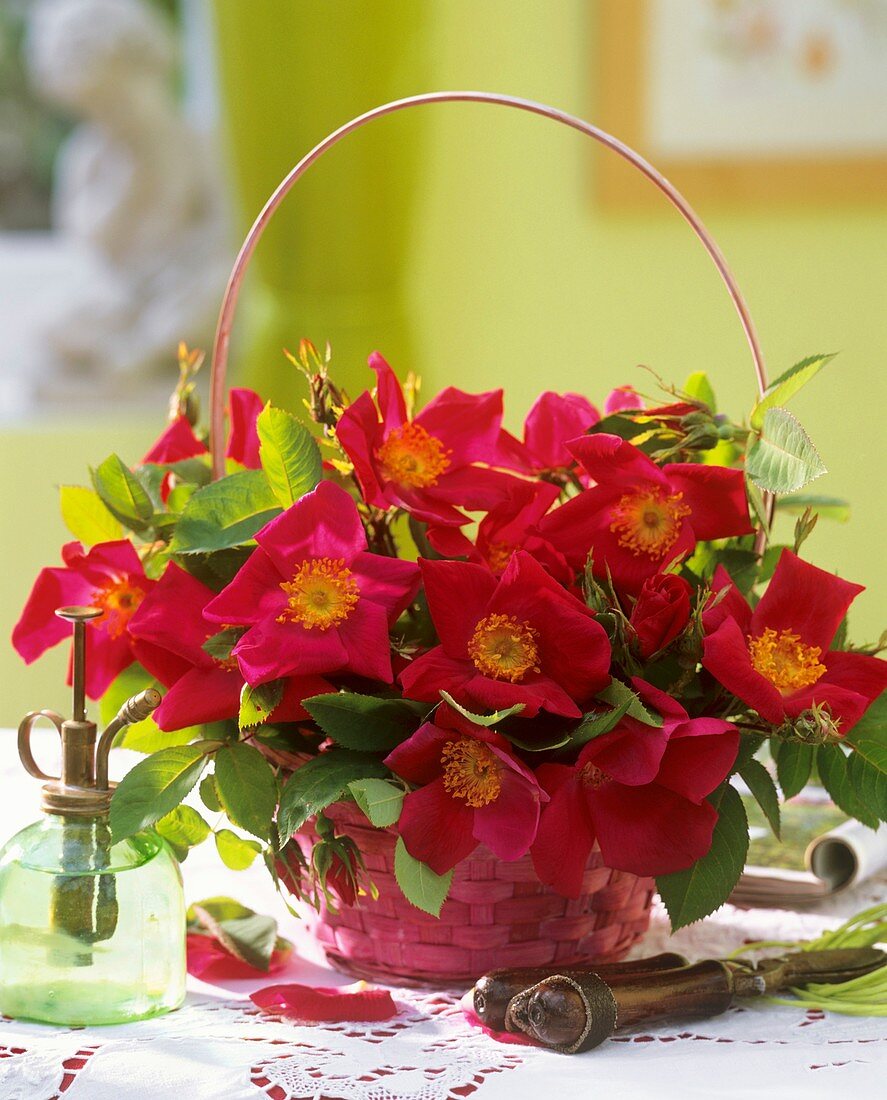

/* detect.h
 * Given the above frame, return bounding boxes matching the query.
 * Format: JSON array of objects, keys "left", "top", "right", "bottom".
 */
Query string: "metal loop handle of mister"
[{"left": 208, "top": 91, "right": 771, "bottom": 530}]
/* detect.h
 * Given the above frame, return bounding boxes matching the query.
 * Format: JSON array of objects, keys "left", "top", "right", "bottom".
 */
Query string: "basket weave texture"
[{"left": 293, "top": 800, "right": 655, "bottom": 987}]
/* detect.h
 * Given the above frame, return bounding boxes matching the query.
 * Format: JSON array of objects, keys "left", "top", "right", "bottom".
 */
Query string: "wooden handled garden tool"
[{"left": 474, "top": 947, "right": 886, "bottom": 1053}]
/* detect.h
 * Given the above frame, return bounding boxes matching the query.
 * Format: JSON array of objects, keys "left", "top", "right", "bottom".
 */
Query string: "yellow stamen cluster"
[
  {"left": 468, "top": 613, "right": 540, "bottom": 683},
  {"left": 609, "top": 488, "right": 691, "bottom": 560},
  {"left": 92, "top": 578, "right": 146, "bottom": 639},
  {"left": 748, "top": 628, "right": 826, "bottom": 694},
  {"left": 277, "top": 557, "right": 359, "bottom": 630},
  {"left": 579, "top": 762, "right": 611, "bottom": 790},
  {"left": 376, "top": 422, "right": 451, "bottom": 488},
  {"left": 441, "top": 739, "right": 502, "bottom": 807}
]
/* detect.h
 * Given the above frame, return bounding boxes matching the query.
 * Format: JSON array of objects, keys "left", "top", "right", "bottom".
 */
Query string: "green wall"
[{"left": 4, "top": 0, "right": 885, "bottom": 727}]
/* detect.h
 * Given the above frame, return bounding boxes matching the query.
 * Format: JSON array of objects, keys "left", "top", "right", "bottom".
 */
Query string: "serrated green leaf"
[
  {"left": 746, "top": 408, "right": 827, "bottom": 494},
  {"left": 192, "top": 903, "right": 278, "bottom": 970},
  {"left": 739, "top": 758, "right": 781, "bottom": 838},
  {"left": 656, "top": 783, "right": 748, "bottom": 931},
  {"left": 169, "top": 469, "right": 281, "bottom": 554},
  {"left": 303, "top": 692, "right": 427, "bottom": 751},
  {"left": 817, "top": 744, "right": 880, "bottom": 829},
  {"left": 776, "top": 740, "right": 814, "bottom": 799},
  {"left": 239, "top": 680, "right": 284, "bottom": 730},
  {"left": 597, "top": 680, "right": 663, "bottom": 727},
  {"left": 213, "top": 742, "right": 278, "bottom": 840},
  {"left": 750, "top": 354, "right": 836, "bottom": 430},
  {"left": 110, "top": 744, "right": 210, "bottom": 842},
  {"left": 847, "top": 750, "right": 887, "bottom": 824},
  {"left": 683, "top": 371, "right": 717, "bottom": 412},
  {"left": 214, "top": 829, "right": 263, "bottom": 870},
  {"left": 393, "top": 837, "right": 453, "bottom": 917},
  {"left": 155, "top": 804, "right": 211, "bottom": 859},
  {"left": 91, "top": 454, "right": 154, "bottom": 531},
  {"left": 199, "top": 772, "right": 223, "bottom": 813},
  {"left": 256, "top": 403, "right": 323, "bottom": 508},
  {"left": 348, "top": 778, "right": 405, "bottom": 828},
  {"left": 572, "top": 698, "right": 632, "bottom": 747},
  {"left": 277, "top": 750, "right": 388, "bottom": 838},
  {"left": 59, "top": 485, "right": 123, "bottom": 545},
  {"left": 776, "top": 494, "right": 850, "bottom": 523},
  {"left": 844, "top": 689, "right": 887, "bottom": 785},
  {"left": 438, "top": 692, "right": 525, "bottom": 728}
]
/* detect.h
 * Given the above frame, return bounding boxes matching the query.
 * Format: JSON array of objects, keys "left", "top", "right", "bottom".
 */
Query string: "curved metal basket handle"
[{"left": 209, "top": 90, "right": 768, "bottom": 478}]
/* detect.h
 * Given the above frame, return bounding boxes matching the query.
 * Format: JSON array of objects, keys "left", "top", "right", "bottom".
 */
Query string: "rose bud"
[{"left": 629, "top": 573, "right": 693, "bottom": 658}]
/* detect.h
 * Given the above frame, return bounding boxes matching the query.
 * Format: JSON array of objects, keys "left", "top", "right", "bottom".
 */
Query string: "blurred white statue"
[{"left": 25, "top": 0, "right": 229, "bottom": 384}]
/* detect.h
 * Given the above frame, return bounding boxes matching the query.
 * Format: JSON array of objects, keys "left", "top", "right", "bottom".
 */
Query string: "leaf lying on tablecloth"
[
  {"left": 250, "top": 982, "right": 398, "bottom": 1022},
  {"left": 186, "top": 895, "right": 293, "bottom": 978},
  {"left": 186, "top": 933, "right": 293, "bottom": 980}
]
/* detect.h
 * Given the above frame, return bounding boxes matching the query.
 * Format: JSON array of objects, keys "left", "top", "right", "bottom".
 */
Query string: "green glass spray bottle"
[{"left": 0, "top": 606, "right": 186, "bottom": 1025}]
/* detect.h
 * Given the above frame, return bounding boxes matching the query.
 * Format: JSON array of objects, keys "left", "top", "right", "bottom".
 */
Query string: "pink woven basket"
[
  {"left": 295, "top": 801, "right": 654, "bottom": 987},
  {"left": 210, "top": 93, "right": 771, "bottom": 986}
]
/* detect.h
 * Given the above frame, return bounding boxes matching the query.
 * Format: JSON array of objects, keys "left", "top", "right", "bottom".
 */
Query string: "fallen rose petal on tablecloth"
[
  {"left": 186, "top": 933, "right": 292, "bottom": 981},
  {"left": 459, "top": 990, "right": 536, "bottom": 1047},
  {"left": 250, "top": 982, "right": 398, "bottom": 1022}
]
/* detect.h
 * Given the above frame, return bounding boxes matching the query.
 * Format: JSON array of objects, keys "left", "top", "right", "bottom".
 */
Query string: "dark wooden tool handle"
[
  {"left": 473, "top": 952, "right": 688, "bottom": 1030},
  {"left": 612, "top": 960, "right": 735, "bottom": 1028}
]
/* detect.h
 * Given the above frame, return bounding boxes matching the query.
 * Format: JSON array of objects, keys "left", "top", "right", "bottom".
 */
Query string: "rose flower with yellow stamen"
[
  {"left": 703, "top": 549, "right": 887, "bottom": 733},
  {"left": 384, "top": 702, "right": 547, "bottom": 875},
  {"left": 399, "top": 551, "right": 611, "bottom": 719},
  {"left": 204, "top": 480, "right": 420, "bottom": 686}
]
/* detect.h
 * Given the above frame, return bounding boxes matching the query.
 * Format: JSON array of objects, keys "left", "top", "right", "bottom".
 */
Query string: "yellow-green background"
[{"left": 4, "top": 0, "right": 884, "bottom": 727}]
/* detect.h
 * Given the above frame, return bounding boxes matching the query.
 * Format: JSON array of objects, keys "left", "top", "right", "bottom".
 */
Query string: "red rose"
[{"left": 630, "top": 573, "right": 692, "bottom": 658}]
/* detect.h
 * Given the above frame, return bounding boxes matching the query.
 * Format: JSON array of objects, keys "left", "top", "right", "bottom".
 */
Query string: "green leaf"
[
  {"left": 187, "top": 895, "right": 254, "bottom": 924},
  {"left": 256, "top": 403, "right": 323, "bottom": 508},
  {"left": 745, "top": 476, "right": 771, "bottom": 534},
  {"left": 845, "top": 690, "right": 887, "bottom": 783},
  {"left": 100, "top": 664, "right": 198, "bottom": 752},
  {"left": 110, "top": 744, "right": 210, "bottom": 842},
  {"left": 214, "top": 829, "right": 263, "bottom": 870},
  {"left": 169, "top": 469, "right": 281, "bottom": 554},
  {"left": 572, "top": 698, "right": 633, "bottom": 747},
  {"left": 683, "top": 371, "right": 717, "bottom": 412},
  {"left": 750, "top": 354, "right": 836, "bottom": 430},
  {"left": 597, "top": 680, "right": 663, "bottom": 727},
  {"left": 190, "top": 900, "right": 277, "bottom": 969},
  {"left": 394, "top": 837, "right": 453, "bottom": 917},
  {"left": 213, "top": 742, "right": 278, "bottom": 840},
  {"left": 745, "top": 408, "right": 827, "bottom": 494},
  {"left": 59, "top": 485, "right": 123, "bottom": 545},
  {"left": 277, "top": 749, "right": 388, "bottom": 838},
  {"left": 656, "top": 783, "right": 749, "bottom": 931},
  {"left": 91, "top": 454, "right": 154, "bottom": 531},
  {"left": 776, "top": 494, "right": 850, "bottom": 523},
  {"left": 303, "top": 692, "right": 427, "bottom": 751},
  {"left": 155, "top": 804, "right": 211, "bottom": 860},
  {"left": 847, "top": 751, "right": 887, "bottom": 824},
  {"left": 776, "top": 741, "right": 814, "bottom": 799},
  {"left": 202, "top": 628, "right": 241, "bottom": 662},
  {"left": 738, "top": 758, "right": 781, "bottom": 838},
  {"left": 348, "top": 778, "right": 405, "bottom": 828},
  {"left": 199, "top": 772, "right": 223, "bottom": 813},
  {"left": 817, "top": 745, "right": 880, "bottom": 830},
  {"left": 437, "top": 692, "right": 525, "bottom": 728},
  {"left": 239, "top": 680, "right": 284, "bottom": 730}
]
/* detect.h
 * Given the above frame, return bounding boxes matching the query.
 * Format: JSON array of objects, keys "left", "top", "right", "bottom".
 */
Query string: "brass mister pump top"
[{"left": 17, "top": 606, "right": 162, "bottom": 816}]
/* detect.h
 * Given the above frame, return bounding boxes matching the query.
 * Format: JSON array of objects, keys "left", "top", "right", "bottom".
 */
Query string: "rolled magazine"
[{"left": 731, "top": 789, "right": 887, "bottom": 907}]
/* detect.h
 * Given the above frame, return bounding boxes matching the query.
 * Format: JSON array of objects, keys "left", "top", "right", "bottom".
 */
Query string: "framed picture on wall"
[{"left": 597, "top": 0, "right": 887, "bottom": 205}]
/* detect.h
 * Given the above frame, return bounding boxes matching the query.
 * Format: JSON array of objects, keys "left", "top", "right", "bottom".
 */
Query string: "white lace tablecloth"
[{"left": 0, "top": 740, "right": 884, "bottom": 1100}]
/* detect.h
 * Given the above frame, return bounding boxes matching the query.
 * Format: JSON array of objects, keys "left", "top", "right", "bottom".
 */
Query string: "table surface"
[{"left": 0, "top": 739, "right": 884, "bottom": 1100}]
